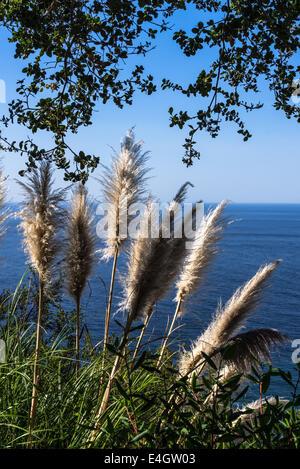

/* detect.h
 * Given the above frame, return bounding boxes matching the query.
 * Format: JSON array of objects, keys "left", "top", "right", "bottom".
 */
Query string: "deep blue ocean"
[{"left": 1, "top": 203, "right": 299, "bottom": 401}]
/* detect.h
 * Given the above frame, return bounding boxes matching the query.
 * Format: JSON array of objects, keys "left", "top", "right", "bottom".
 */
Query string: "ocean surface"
[{"left": 0, "top": 203, "right": 299, "bottom": 401}]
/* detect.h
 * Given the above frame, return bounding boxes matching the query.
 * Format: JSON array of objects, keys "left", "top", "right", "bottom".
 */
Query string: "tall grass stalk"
[
  {"left": 132, "top": 309, "right": 153, "bottom": 365},
  {"left": 103, "top": 245, "right": 118, "bottom": 356},
  {"left": 90, "top": 319, "right": 133, "bottom": 443},
  {"left": 75, "top": 297, "right": 81, "bottom": 375},
  {"left": 91, "top": 185, "right": 198, "bottom": 441},
  {"left": 120, "top": 185, "right": 198, "bottom": 326},
  {"left": 17, "top": 161, "right": 65, "bottom": 445},
  {"left": 157, "top": 299, "right": 182, "bottom": 369},
  {"left": 28, "top": 279, "right": 44, "bottom": 444},
  {"left": 157, "top": 201, "right": 228, "bottom": 368},
  {"left": 65, "top": 183, "right": 96, "bottom": 375},
  {"left": 100, "top": 129, "right": 149, "bottom": 354}
]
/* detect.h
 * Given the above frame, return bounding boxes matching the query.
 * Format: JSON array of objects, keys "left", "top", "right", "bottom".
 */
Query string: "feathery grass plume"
[
  {"left": 119, "top": 197, "right": 159, "bottom": 321},
  {"left": 100, "top": 129, "right": 150, "bottom": 353},
  {"left": 209, "top": 328, "right": 288, "bottom": 387},
  {"left": 178, "top": 260, "right": 281, "bottom": 377},
  {"left": 100, "top": 128, "right": 150, "bottom": 261},
  {"left": 17, "top": 161, "right": 66, "bottom": 285},
  {"left": 65, "top": 183, "right": 97, "bottom": 374},
  {"left": 171, "top": 181, "right": 194, "bottom": 206},
  {"left": 224, "top": 328, "right": 289, "bottom": 371},
  {"left": 123, "top": 191, "right": 200, "bottom": 368},
  {"left": 175, "top": 200, "right": 228, "bottom": 305},
  {"left": 157, "top": 200, "right": 228, "bottom": 368},
  {"left": 90, "top": 185, "right": 197, "bottom": 441},
  {"left": 203, "top": 329, "right": 289, "bottom": 406},
  {"left": 17, "top": 161, "right": 66, "bottom": 446},
  {"left": 120, "top": 185, "right": 199, "bottom": 323}
]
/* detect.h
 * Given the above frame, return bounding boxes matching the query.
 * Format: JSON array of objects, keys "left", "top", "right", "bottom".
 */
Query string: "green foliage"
[
  {"left": 0, "top": 0, "right": 175, "bottom": 181},
  {"left": 0, "top": 268, "right": 76, "bottom": 350},
  {"left": 0, "top": 275, "right": 299, "bottom": 448},
  {"left": 0, "top": 1, "right": 299, "bottom": 180}
]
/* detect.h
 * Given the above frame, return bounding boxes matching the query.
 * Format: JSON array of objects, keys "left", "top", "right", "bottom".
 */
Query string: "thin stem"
[
  {"left": 99, "top": 246, "right": 119, "bottom": 395},
  {"left": 76, "top": 296, "right": 81, "bottom": 376},
  {"left": 157, "top": 298, "right": 182, "bottom": 369},
  {"left": 131, "top": 310, "right": 152, "bottom": 366},
  {"left": 27, "top": 279, "right": 44, "bottom": 447},
  {"left": 103, "top": 246, "right": 119, "bottom": 355},
  {"left": 90, "top": 318, "right": 131, "bottom": 444}
]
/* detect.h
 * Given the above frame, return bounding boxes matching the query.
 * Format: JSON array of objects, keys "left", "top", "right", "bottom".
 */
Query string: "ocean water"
[{"left": 0, "top": 203, "right": 299, "bottom": 401}]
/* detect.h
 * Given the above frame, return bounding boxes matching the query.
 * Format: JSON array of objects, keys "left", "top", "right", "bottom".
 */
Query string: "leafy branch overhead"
[{"left": 0, "top": 0, "right": 299, "bottom": 181}]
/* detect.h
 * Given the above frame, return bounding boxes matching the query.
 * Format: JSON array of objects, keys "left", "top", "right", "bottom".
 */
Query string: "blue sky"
[{"left": 0, "top": 7, "right": 299, "bottom": 204}]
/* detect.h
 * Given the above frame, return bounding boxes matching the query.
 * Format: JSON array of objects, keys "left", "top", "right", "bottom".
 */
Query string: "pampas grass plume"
[
  {"left": 17, "top": 161, "right": 66, "bottom": 284},
  {"left": 176, "top": 200, "right": 228, "bottom": 305},
  {"left": 66, "top": 183, "right": 97, "bottom": 301},
  {"left": 179, "top": 260, "right": 282, "bottom": 377},
  {"left": 100, "top": 128, "right": 150, "bottom": 261}
]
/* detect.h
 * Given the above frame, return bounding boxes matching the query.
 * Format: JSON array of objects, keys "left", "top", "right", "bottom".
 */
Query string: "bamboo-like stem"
[
  {"left": 75, "top": 297, "right": 81, "bottom": 376},
  {"left": 157, "top": 298, "right": 182, "bottom": 369},
  {"left": 27, "top": 280, "right": 44, "bottom": 447},
  {"left": 90, "top": 319, "right": 131, "bottom": 444},
  {"left": 131, "top": 310, "right": 152, "bottom": 366},
  {"left": 103, "top": 246, "right": 119, "bottom": 355}
]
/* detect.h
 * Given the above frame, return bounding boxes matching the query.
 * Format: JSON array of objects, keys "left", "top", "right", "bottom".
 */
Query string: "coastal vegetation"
[{"left": 0, "top": 130, "right": 299, "bottom": 449}]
